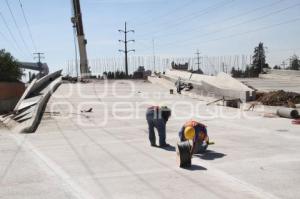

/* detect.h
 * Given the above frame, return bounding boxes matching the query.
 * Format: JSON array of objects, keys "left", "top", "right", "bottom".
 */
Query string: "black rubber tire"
[{"left": 176, "top": 141, "right": 192, "bottom": 168}]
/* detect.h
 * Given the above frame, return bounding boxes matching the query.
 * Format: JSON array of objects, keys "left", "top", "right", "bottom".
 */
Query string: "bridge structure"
[{"left": 19, "top": 62, "right": 49, "bottom": 79}]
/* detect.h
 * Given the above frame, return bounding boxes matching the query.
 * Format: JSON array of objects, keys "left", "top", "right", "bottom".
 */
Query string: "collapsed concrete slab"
[
  {"left": 163, "top": 70, "right": 255, "bottom": 102},
  {"left": 0, "top": 70, "right": 62, "bottom": 133}
]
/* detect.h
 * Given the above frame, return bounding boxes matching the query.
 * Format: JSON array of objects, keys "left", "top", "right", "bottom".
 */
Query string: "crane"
[{"left": 71, "top": 0, "right": 89, "bottom": 77}]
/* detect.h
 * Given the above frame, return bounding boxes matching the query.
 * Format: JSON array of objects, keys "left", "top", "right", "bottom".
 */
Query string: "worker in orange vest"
[{"left": 178, "top": 120, "right": 209, "bottom": 154}]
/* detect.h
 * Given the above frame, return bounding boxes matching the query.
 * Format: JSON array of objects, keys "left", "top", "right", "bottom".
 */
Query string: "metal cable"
[
  {"left": 139, "top": 0, "right": 284, "bottom": 39},
  {"left": 18, "top": 0, "right": 37, "bottom": 52},
  {"left": 160, "top": 2, "right": 300, "bottom": 47},
  {"left": 0, "top": 12, "right": 25, "bottom": 56},
  {"left": 5, "top": 0, "right": 32, "bottom": 57}
]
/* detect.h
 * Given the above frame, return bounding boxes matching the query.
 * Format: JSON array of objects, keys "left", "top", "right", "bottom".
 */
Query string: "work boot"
[
  {"left": 151, "top": 143, "right": 158, "bottom": 147},
  {"left": 159, "top": 143, "right": 171, "bottom": 148}
]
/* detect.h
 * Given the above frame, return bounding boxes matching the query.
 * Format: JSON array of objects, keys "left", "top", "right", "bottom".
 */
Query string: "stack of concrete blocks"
[{"left": 164, "top": 70, "right": 255, "bottom": 102}]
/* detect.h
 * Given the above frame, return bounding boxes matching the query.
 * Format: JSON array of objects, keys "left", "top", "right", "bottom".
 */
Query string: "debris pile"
[{"left": 257, "top": 90, "right": 300, "bottom": 106}]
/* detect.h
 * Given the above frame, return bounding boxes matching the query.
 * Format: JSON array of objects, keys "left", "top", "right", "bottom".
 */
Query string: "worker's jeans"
[{"left": 146, "top": 110, "right": 166, "bottom": 146}]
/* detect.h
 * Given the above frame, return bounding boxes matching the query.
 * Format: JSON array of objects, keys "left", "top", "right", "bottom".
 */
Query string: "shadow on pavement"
[
  {"left": 160, "top": 145, "right": 176, "bottom": 152},
  {"left": 184, "top": 165, "right": 207, "bottom": 171},
  {"left": 194, "top": 150, "right": 226, "bottom": 160}
]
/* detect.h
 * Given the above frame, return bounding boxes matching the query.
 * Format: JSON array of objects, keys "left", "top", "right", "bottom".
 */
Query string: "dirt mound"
[{"left": 257, "top": 90, "right": 300, "bottom": 106}]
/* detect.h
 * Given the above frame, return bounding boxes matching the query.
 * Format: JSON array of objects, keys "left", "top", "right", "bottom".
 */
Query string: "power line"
[
  {"left": 0, "top": 29, "right": 22, "bottom": 56},
  {"left": 140, "top": 0, "right": 284, "bottom": 39},
  {"left": 0, "top": 12, "right": 25, "bottom": 56},
  {"left": 216, "top": 17, "right": 300, "bottom": 42},
  {"left": 136, "top": 0, "right": 234, "bottom": 38},
  {"left": 118, "top": 22, "right": 135, "bottom": 76},
  {"left": 161, "top": 17, "right": 300, "bottom": 50},
  {"left": 159, "top": 2, "right": 300, "bottom": 48},
  {"left": 157, "top": 0, "right": 235, "bottom": 30},
  {"left": 18, "top": 0, "right": 37, "bottom": 52},
  {"left": 134, "top": 0, "right": 196, "bottom": 27},
  {"left": 5, "top": 0, "right": 32, "bottom": 57},
  {"left": 0, "top": 29, "right": 9, "bottom": 43}
]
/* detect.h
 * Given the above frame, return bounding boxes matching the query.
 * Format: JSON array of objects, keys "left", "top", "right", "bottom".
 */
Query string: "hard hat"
[{"left": 184, "top": 126, "right": 195, "bottom": 140}]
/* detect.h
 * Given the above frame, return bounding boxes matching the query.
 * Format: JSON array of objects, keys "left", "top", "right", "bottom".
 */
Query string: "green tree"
[
  {"left": 273, "top": 65, "right": 281, "bottom": 70},
  {"left": 231, "top": 67, "right": 236, "bottom": 77},
  {"left": 0, "top": 49, "right": 22, "bottom": 82},
  {"left": 289, "top": 54, "right": 300, "bottom": 70},
  {"left": 252, "top": 42, "right": 268, "bottom": 76}
]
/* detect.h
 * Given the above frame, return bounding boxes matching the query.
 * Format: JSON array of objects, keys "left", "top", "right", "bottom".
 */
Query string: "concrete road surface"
[{"left": 1, "top": 80, "right": 300, "bottom": 199}]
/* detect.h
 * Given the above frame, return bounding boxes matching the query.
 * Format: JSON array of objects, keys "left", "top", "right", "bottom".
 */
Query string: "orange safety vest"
[{"left": 184, "top": 120, "right": 206, "bottom": 128}]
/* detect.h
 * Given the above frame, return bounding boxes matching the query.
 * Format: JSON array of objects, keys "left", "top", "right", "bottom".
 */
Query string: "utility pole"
[
  {"left": 152, "top": 38, "right": 156, "bottom": 73},
  {"left": 195, "top": 49, "right": 201, "bottom": 71},
  {"left": 119, "top": 22, "right": 135, "bottom": 76},
  {"left": 281, "top": 61, "right": 287, "bottom": 69},
  {"left": 33, "top": 52, "right": 45, "bottom": 67},
  {"left": 222, "top": 62, "right": 225, "bottom": 72},
  {"left": 33, "top": 52, "right": 45, "bottom": 63}
]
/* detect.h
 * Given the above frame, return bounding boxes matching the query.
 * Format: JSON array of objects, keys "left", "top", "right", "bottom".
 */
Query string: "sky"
[{"left": 0, "top": 0, "right": 300, "bottom": 72}]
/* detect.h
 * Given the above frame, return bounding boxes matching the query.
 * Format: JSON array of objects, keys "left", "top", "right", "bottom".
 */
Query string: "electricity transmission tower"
[
  {"left": 195, "top": 49, "right": 201, "bottom": 71},
  {"left": 281, "top": 60, "right": 287, "bottom": 69},
  {"left": 152, "top": 38, "right": 156, "bottom": 72},
  {"left": 119, "top": 22, "right": 135, "bottom": 76}
]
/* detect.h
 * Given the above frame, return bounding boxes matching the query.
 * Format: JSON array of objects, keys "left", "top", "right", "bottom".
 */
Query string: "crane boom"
[{"left": 71, "top": 0, "right": 89, "bottom": 77}]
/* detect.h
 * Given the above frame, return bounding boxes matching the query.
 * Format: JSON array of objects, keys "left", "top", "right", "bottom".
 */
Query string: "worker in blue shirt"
[{"left": 146, "top": 106, "right": 171, "bottom": 147}]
